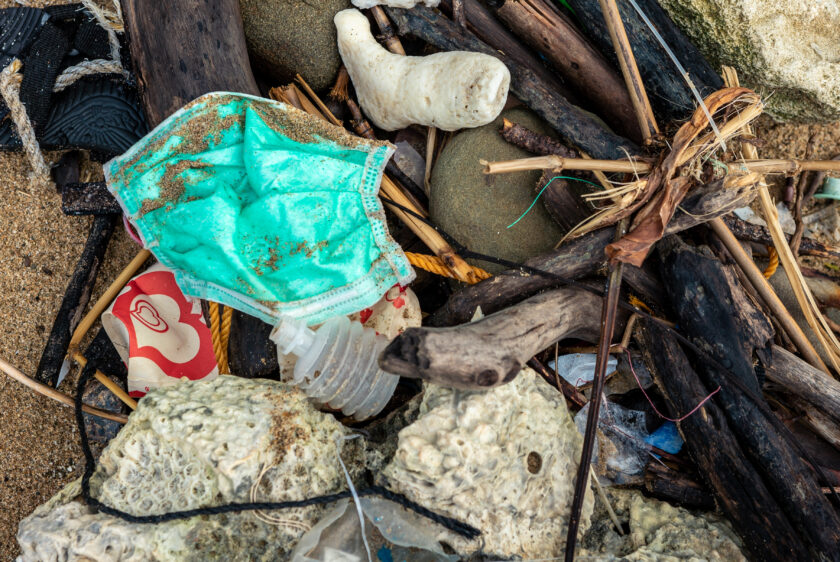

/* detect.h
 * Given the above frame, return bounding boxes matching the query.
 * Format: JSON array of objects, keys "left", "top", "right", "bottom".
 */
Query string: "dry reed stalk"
[
  {"left": 329, "top": 66, "right": 351, "bottom": 101},
  {"left": 722, "top": 66, "right": 840, "bottom": 374},
  {"left": 72, "top": 352, "right": 138, "bottom": 410},
  {"left": 735, "top": 159, "right": 840, "bottom": 174},
  {"left": 597, "top": 0, "right": 658, "bottom": 139},
  {"left": 370, "top": 6, "right": 406, "bottom": 55},
  {"left": 483, "top": 155, "right": 840, "bottom": 176},
  {"left": 483, "top": 155, "right": 651, "bottom": 174},
  {"left": 68, "top": 249, "right": 151, "bottom": 356},
  {"left": 295, "top": 74, "right": 342, "bottom": 126},
  {"left": 0, "top": 355, "right": 128, "bottom": 423}
]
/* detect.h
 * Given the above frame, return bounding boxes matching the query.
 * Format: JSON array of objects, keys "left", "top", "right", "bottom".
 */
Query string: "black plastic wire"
[{"left": 73, "top": 367, "right": 481, "bottom": 539}]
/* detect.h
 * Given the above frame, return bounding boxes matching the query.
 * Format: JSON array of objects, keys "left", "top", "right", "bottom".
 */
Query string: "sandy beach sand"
[{"left": 0, "top": 151, "right": 137, "bottom": 559}]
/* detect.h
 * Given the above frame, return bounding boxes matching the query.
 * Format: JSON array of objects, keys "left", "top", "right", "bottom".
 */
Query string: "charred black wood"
[
  {"left": 227, "top": 310, "right": 280, "bottom": 380},
  {"left": 61, "top": 182, "right": 122, "bottom": 215},
  {"left": 563, "top": 0, "right": 722, "bottom": 122},
  {"left": 643, "top": 462, "right": 715, "bottom": 511},
  {"left": 638, "top": 319, "right": 809, "bottom": 561},
  {"left": 657, "top": 236, "right": 840, "bottom": 558},
  {"left": 36, "top": 215, "right": 117, "bottom": 385}
]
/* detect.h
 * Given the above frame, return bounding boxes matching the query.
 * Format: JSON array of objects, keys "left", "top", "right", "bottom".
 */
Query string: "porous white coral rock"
[
  {"left": 335, "top": 9, "right": 510, "bottom": 131},
  {"left": 579, "top": 488, "right": 745, "bottom": 561},
  {"left": 382, "top": 368, "right": 594, "bottom": 558},
  {"left": 17, "top": 376, "right": 361, "bottom": 562}
]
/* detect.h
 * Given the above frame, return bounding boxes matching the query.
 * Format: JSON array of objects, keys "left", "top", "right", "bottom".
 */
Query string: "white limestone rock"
[
  {"left": 17, "top": 376, "right": 362, "bottom": 562},
  {"left": 382, "top": 368, "right": 594, "bottom": 558},
  {"left": 657, "top": 0, "right": 840, "bottom": 122}
]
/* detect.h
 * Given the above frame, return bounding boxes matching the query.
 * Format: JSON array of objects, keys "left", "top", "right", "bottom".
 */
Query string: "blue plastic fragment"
[{"left": 645, "top": 421, "right": 683, "bottom": 454}]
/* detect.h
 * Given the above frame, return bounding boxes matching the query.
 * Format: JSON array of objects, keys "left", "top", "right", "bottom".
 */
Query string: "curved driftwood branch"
[{"left": 381, "top": 287, "right": 610, "bottom": 389}]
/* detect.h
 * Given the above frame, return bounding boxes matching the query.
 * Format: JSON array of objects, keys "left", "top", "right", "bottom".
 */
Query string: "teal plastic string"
[{"left": 507, "top": 175, "right": 602, "bottom": 229}]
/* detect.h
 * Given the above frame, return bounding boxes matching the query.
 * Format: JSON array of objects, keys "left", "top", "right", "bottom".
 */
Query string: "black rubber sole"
[{"left": 1, "top": 77, "right": 147, "bottom": 155}]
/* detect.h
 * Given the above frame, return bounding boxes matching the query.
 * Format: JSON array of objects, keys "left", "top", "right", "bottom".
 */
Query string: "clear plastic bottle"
[{"left": 270, "top": 315, "right": 399, "bottom": 420}]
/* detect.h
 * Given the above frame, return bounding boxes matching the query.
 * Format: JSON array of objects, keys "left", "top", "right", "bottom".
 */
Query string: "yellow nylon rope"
[
  {"left": 405, "top": 252, "right": 491, "bottom": 284},
  {"left": 219, "top": 306, "right": 233, "bottom": 374},
  {"left": 762, "top": 246, "right": 779, "bottom": 279},
  {"left": 208, "top": 301, "right": 223, "bottom": 371}
]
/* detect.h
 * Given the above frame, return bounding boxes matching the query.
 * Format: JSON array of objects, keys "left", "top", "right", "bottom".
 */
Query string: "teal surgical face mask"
[{"left": 105, "top": 92, "right": 414, "bottom": 325}]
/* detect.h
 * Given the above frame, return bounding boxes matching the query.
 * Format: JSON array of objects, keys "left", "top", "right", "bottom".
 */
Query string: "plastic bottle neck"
[{"left": 269, "top": 316, "right": 316, "bottom": 358}]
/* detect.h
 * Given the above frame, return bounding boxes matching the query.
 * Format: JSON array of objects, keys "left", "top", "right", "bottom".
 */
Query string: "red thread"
[{"left": 626, "top": 350, "right": 720, "bottom": 422}]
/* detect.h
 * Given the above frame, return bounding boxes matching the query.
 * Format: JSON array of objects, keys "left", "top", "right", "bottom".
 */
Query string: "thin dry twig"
[
  {"left": 567, "top": 1, "right": 647, "bottom": 557},
  {"left": 0, "top": 356, "right": 128, "bottom": 423}
]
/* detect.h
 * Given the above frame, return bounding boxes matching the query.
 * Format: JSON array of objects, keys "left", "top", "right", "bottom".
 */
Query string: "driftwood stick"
[
  {"left": 489, "top": 0, "right": 638, "bottom": 140},
  {"left": 428, "top": 174, "right": 756, "bottom": 326},
  {"left": 500, "top": 118, "right": 577, "bottom": 158},
  {"left": 385, "top": 5, "right": 638, "bottom": 160},
  {"left": 439, "top": 0, "right": 577, "bottom": 104},
  {"left": 658, "top": 237, "right": 840, "bottom": 557},
  {"left": 638, "top": 320, "right": 807, "bottom": 561},
  {"left": 722, "top": 215, "right": 840, "bottom": 262},
  {"left": 787, "top": 395, "right": 840, "bottom": 452},
  {"left": 765, "top": 345, "right": 840, "bottom": 427},
  {"left": 381, "top": 287, "right": 609, "bottom": 389}
]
